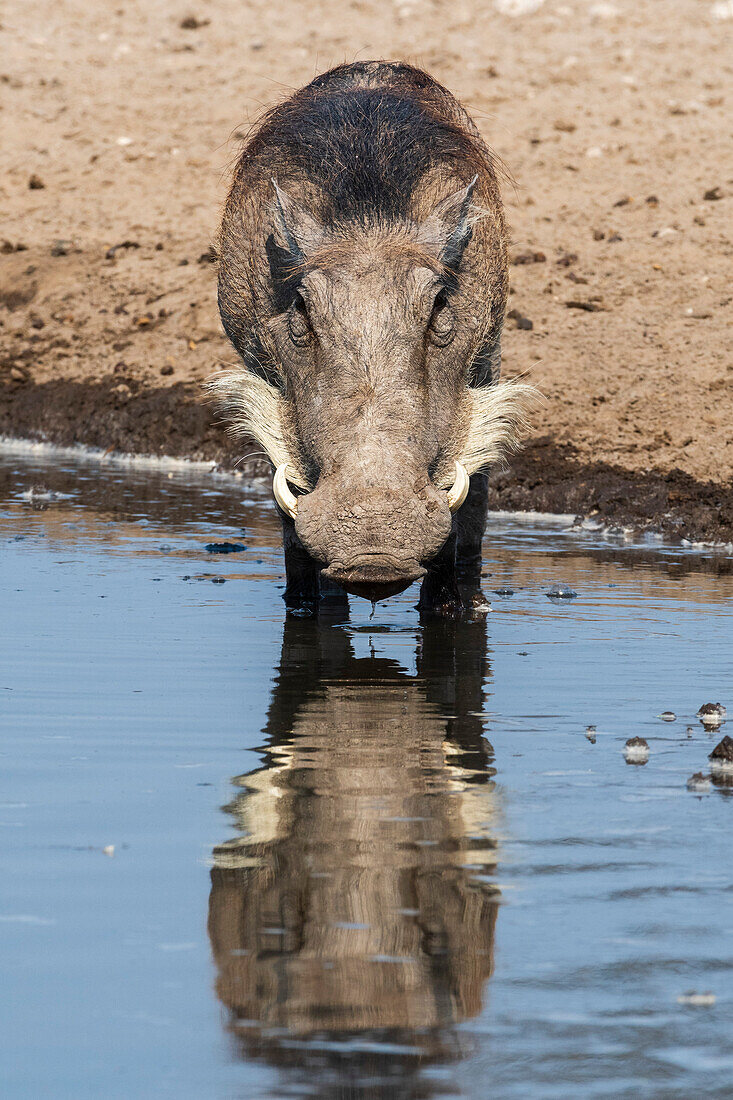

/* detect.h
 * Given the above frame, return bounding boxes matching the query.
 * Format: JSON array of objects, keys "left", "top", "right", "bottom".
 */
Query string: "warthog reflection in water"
[{"left": 208, "top": 616, "right": 500, "bottom": 1096}]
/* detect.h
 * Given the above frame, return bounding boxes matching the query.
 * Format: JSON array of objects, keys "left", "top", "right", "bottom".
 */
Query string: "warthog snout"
[{"left": 292, "top": 475, "right": 452, "bottom": 601}]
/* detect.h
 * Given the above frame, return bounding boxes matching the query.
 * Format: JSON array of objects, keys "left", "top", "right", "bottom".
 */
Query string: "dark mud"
[{"left": 2, "top": 378, "right": 731, "bottom": 544}]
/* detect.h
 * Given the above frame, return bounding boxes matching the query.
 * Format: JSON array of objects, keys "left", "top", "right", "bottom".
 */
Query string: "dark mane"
[{"left": 241, "top": 67, "right": 488, "bottom": 225}]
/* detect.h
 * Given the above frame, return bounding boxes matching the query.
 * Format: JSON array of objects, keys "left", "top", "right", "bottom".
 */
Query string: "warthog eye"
[
  {"left": 287, "top": 292, "right": 312, "bottom": 346},
  {"left": 428, "top": 289, "right": 455, "bottom": 347}
]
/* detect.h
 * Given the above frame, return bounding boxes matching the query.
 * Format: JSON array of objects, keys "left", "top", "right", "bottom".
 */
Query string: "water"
[{"left": 1, "top": 446, "right": 732, "bottom": 1099}]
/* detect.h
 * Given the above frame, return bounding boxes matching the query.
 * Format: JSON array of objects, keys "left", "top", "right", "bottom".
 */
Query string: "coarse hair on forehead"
[
  {"left": 241, "top": 86, "right": 491, "bottom": 228},
  {"left": 301, "top": 236, "right": 448, "bottom": 279}
]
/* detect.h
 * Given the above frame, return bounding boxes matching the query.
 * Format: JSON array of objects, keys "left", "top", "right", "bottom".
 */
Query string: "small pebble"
[
  {"left": 697, "top": 702, "right": 727, "bottom": 727},
  {"left": 565, "top": 299, "right": 605, "bottom": 312},
  {"left": 507, "top": 308, "right": 533, "bottom": 330},
  {"left": 709, "top": 735, "right": 733, "bottom": 773},
  {"left": 624, "top": 736, "right": 649, "bottom": 763},
  {"left": 585, "top": 725, "right": 597, "bottom": 743},
  {"left": 686, "top": 772, "right": 711, "bottom": 793},
  {"left": 511, "top": 250, "right": 546, "bottom": 265},
  {"left": 28, "top": 173, "right": 45, "bottom": 190},
  {"left": 657, "top": 711, "right": 676, "bottom": 722},
  {"left": 180, "top": 15, "right": 210, "bottom": 29},
  {"left": 546, "top": 583, "right": 577, "bottom": 599},
  {"left": 676, "top": 991, "right": 716, "bottom": 1007}
]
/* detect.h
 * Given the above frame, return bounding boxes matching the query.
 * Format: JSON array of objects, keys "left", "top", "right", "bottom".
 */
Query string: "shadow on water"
[{"left": 208, "top": 614, "right": 499, "bottom": 1098}]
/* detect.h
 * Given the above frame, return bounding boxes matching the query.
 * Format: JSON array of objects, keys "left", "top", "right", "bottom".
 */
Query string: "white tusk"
[
  {"left": 273, "top": 463, "right": 299, "bottom": 519},
  {"left": 446, "top": 461, "right": 470, "bottom": 513}
]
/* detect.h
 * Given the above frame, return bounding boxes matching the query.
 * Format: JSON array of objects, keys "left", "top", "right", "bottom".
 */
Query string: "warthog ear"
[
  {"left": 271, "top": 180, "right": 324, "bottom": 263},
  {"left": 268, "top": 181, "right": 326, "bottom": 308},
  {"left": 419, "top": 175, "right": 479, "bottom": 272}
]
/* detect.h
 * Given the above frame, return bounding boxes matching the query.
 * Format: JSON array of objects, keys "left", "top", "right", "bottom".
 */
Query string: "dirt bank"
[{"left": 1, "top": 0, "right": 731, "bottom": 541}]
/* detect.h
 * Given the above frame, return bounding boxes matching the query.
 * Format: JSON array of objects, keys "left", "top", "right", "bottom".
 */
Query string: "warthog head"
[{"left": 269, "top": 178, "right": 485, "bottom": 597}]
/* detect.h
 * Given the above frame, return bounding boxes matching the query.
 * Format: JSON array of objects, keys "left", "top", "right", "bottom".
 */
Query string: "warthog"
[{"left": 211, "top": 61, "right": 536, "bottom": 615}]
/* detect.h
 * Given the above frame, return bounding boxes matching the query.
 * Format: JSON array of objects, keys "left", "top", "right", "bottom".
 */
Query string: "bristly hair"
[
  {"left": 241, "top": 86, "right": 489, "bottom": 227},
  {"left": 208, "top": 369, "right": 541, "bottom": 494},
  {"left": 206, "top": 369, "right": 310, "bottom": 490},
  {"left": 435, "top": 377, "right": 543, "bottom": 488}
]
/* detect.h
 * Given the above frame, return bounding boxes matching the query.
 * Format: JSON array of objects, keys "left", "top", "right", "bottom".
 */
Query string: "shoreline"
[{"left": 2, "top": 380, "right": 731, "bottom": 547}]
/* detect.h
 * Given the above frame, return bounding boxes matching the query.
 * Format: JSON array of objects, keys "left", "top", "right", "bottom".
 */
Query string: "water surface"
[{"left": 1, "top": 447, "right": 731, "bottom": 1098}]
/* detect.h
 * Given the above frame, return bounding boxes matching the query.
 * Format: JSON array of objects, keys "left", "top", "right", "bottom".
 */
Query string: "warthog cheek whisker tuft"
[
  {"left": 206, "top": 369, "right": 311, "bottom": 490},
  {"left": 447, "top": 377, "right": 543, "bottom": 484}
]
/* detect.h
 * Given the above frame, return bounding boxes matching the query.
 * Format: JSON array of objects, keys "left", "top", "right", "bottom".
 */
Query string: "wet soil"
[{"left": 1, "top": 0, "right": 732, "bottom": 543}]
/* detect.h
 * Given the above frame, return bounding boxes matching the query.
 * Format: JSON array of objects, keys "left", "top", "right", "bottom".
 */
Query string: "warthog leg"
[
  {"left": 417, "top": 532, "right": 462, "bottom": 618},
  {"left": 456, "top": 472, "right": 490, "bottom": 604},
  {"left": 418, "top": 473, "right": 490, "bottom": 619},
  {"left": 282, "top": 517, "right": 349, "bottom": 618},
  {"left": 282, "top": 518, "right": 320, "bottom": 616}
]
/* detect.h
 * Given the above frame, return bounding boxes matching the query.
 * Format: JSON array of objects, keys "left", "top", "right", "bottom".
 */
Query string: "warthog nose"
[{"left": 322, "top": 554, "right": 426, "bottom": 602}]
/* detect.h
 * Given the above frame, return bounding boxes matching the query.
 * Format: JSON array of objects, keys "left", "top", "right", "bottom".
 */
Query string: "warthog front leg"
[
  {"left": 456, "top": 471, "right": 491, "bottom": 613},
  {"left": 281, "top": 518, "right": 349, "bottom": 617},
  {"left": 282, "top": 518, "right": 320, "bottom": 616},
  {"left": 417, "top": 531, "right": 462, "bottom": 618},
  {"left": 418, "top": 473, "right": 490, "bottom": 618}
]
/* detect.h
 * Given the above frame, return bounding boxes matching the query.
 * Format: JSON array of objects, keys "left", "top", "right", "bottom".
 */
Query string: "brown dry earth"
[{"left": 1, "top": 0, "right": 731, "bottom": 541}]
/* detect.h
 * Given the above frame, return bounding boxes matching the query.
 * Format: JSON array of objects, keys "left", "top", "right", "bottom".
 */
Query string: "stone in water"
[
  {"left": 546, "top": 583, "right": 577, "bottom": 599},
  {"left": 676, "top": 991, "right": 716, "bottom": 1007},
  {"left": 709, "top": 735, "right": 733, "bottom": 773},
  {"left": 697, "top": 702, "right": 726, "bottom": 728},
  {"left": 624, "top": 736, "right": 649, "bottom": 763}
]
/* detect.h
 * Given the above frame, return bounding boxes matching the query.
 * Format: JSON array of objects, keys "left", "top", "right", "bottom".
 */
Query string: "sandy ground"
[{"left": 1, "top": 0, "right": 732, "bottom": 540}]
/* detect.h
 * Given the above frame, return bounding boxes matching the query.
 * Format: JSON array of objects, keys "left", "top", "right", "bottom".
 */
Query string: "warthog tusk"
[
  {"left": 446, "top": 461, "right": 470, "bottom": 512},
  {"left": 273, "top": 464, "right": 299, "bottom": 519},
  {"left": 275, "top": 461, "right": 468, "bottom": 518}
]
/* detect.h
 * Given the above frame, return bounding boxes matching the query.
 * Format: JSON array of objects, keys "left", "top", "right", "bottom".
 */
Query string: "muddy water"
[{"left": 1, "top": 446, "right": 732, "bottom": 1100}]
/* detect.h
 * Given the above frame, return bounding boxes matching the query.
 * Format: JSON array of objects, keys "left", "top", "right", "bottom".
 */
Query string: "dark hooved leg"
[
  {"left": 455, "top": 472, "right": 491, "bottom": 615},
  {"left": 417, "top": 531, "right": 463, "bottom": 619},
  {"left": 282, "top": 517, "right": 349, "bottom": 618},
  {"left": 418, "top": 474, "right": 491, "bottom": 619},
  {"left": 282, "top": 518, "right": 321, "bottom": 617}
]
